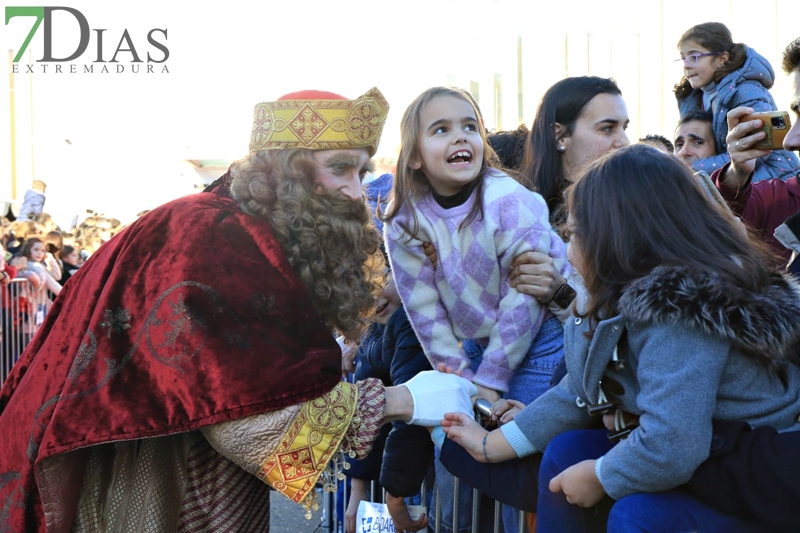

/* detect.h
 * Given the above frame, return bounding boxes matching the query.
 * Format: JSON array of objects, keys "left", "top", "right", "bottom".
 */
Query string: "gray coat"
[{"left": 513, "top": 266, "right": 800, "bottom": 499}]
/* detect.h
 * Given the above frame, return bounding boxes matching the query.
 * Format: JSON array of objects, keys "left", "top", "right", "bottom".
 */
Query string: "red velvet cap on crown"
[
  {"left": 249, "top": 87, "right": 389, "bottom": 156},
  {"left": 278, "top": 90, "right": 348, "bottom": 101}
]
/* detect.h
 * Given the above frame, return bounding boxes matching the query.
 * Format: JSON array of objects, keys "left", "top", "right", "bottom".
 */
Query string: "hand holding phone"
[{"left": 740, "top": 111, "right": 791, "bottom": 150}]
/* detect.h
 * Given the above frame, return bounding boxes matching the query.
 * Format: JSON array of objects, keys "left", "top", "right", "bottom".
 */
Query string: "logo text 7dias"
[{"left": 5, "top": 6, "right": 169, "bottom": 74}]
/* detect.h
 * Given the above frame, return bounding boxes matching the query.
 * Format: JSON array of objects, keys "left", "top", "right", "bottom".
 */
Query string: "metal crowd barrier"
[
  {"left": 1, "top": 277, "right": 49, "bottom": 384},
  {"left": 321, "top": 407, "right": 532, "bottom": 533},
  {"left": 327, "top": 478, "right": 530, "bottom": 533}
]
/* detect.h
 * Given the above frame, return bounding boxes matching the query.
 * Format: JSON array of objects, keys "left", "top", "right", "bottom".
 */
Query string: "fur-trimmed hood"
[{"left": 618, "top": 266, "right": 800, "bottom": 371}]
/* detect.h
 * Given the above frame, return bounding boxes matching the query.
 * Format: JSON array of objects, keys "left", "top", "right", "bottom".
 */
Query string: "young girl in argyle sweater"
[{"left": 383, "top": 86, "right": 569, "bottom": 408}]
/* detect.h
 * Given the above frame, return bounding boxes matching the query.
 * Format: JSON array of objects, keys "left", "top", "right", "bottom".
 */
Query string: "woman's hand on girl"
[
  {"left": 422, "top": 242, "right": 438, "bottom": 270},
  {"left": 548, "top": 459, "right": 606, "bottom": 508},
  {"left": 721, "top": 106, "right": 773, "bottom": 191},
  {"left": 509, "top": 251, "right": 565, "bottom": 304}
]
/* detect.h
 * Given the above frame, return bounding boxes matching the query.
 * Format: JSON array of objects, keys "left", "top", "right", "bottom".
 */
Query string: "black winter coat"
[{"left": 348, "top": 307, "right": 434, "bottom": 497}]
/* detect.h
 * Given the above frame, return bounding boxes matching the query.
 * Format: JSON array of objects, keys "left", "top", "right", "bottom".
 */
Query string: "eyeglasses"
[{"left": 675, "top": 52, "right": 721, "bottom": 67}]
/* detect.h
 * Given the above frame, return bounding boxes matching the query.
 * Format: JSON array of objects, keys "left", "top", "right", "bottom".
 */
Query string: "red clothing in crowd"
[
  {"left": 3, "top": 264, "right": 18, "bottom": 280},
  {"left": 1, "top": 264, "right": 18, "bottom": 308},
  {"left": 712, "top": 165, "right": 800, "bottom": 264}
]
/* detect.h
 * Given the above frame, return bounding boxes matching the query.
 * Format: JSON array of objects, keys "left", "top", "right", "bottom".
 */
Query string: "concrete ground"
[{"left": 269, "top": 488, "right": 332, "bottom": 533}]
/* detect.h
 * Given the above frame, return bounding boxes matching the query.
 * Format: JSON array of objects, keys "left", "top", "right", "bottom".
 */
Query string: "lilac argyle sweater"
[{"left": 385, "top": 172, "right": 569, "bottom": 392}]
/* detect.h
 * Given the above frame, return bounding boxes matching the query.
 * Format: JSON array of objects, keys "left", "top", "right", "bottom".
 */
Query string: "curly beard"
[{"left": 229, "top": 149, "right": 384, "bottom": 342}]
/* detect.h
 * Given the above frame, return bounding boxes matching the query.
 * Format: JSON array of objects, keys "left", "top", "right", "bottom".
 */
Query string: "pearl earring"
[{"left": 557, "top": 144, "right": 565, "bottom": 152}]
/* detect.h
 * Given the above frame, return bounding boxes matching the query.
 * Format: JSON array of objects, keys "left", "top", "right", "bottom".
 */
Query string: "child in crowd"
[
  {"left": 16, "top": 237, "right": 62, "bottom": 296},
  {"left": 384, "top": 86, "right": 569, "bottom": 533},
  {"left": 486, "top": 124, "right": 529, "bottom": 171},
  {"left": 384, "top": 85, "right": 569, "bottom": 406},
  {"left": 343, "top": 269, "right": 434, "bottom": 533},
  {"left": 675, "top": 21, "right": 799, "bottom": 180},
  {"left": 341, "top": 174, "right": 432, "bottom": 533},
  {"left": 16, "top": 180, "right": 46, "bottom": 222},
  {"left": 58, "top": 245, "right": 80, "bottom": 285},
  {"left": 43, "top": 231, "right": 63, "bottom": 283},
  {"left": 10, "top": 237, "right": 62, "bottom": 357},
  {"left": 441, "top": 144, "right": 800, "bottom": 532}
]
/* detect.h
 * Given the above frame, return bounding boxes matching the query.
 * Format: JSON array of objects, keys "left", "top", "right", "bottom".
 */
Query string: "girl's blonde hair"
[{"left": 383, "top": 87, "right": 496, "bottom": 239}]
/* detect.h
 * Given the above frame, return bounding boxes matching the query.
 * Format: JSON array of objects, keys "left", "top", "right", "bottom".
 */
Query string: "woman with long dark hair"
[
  {"left": 510, "top": 77, "right": 629, "bottom": 313},
  {"left": 521, "top": 76, "right": 629, "bottom": 227}
]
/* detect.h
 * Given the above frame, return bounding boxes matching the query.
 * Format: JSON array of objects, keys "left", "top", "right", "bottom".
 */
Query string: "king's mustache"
[{"left": 313, "top": 191, "right": 371, "bottom": 225}]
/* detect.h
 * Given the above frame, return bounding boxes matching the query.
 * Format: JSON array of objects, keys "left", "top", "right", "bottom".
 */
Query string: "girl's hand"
[
  {"left": 475, "top": 384, "right": 501, "bottom": 404},
  {"left": 602, "top": 410, "right": 640, "bottom": 432},
  {"left": 345, "top": 479, "right": 369, "bottom": 533},
  {"left": 548, "top": 459, "right": 606, "bottom": 508},
  {"left": 340, "top": 342, "right": 358, "bottom": 377},
  {"left": 441, "top": 412, "right": 489, "bottom": 461},
  {"left": 386, "top": 493, "right": 429, "bottom": 532},
  {"left": 8, "top": 256, "right": 27, "bottom": 270},
  {"left": 510, "top": 251, "right": 566, "bottom": 304},
  {"left": 722, "top": 106, "right": 773, "bottom": 190},
  {"left": 436, "top": 362, "right": 463, "bottom": 377},
  {"left": 491, "top": 398, "right": 526, "bottom": 425}
]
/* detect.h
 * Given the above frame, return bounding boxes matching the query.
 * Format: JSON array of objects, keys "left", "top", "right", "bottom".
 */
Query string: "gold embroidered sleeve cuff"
[
  {"left": 257, "top": 381, "right": 359, "bottom": 504},
  {"left": 341, "top": 377, "right": 386, "bottom": 459}
]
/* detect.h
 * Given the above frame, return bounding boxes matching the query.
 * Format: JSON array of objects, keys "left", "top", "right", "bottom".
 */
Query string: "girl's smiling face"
[{"left": 414, "top": 94, "right": 485, "bottom": 196}]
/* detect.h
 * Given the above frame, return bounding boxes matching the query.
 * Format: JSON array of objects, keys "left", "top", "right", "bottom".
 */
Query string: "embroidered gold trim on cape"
[
  {"left": 257, "top": 381, "right": 357, "bottom": 504},
  {"left": 249, "top": 88, "right": 389, "bottom": 156}
]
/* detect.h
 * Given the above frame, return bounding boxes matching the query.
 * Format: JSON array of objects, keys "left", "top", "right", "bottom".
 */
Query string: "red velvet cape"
[{"left": 0, "top": 181, "right": 342, "bottom": 531}]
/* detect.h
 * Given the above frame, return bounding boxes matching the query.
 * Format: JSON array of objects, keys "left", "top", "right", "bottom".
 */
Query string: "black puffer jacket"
[{"left": 349, "top": 307, "right": 434, "bottom": 496}]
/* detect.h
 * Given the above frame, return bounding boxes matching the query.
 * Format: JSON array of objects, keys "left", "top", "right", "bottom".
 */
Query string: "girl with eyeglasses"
[{"left": 675, "top": 22, "right": 799, "bottom": 182}]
